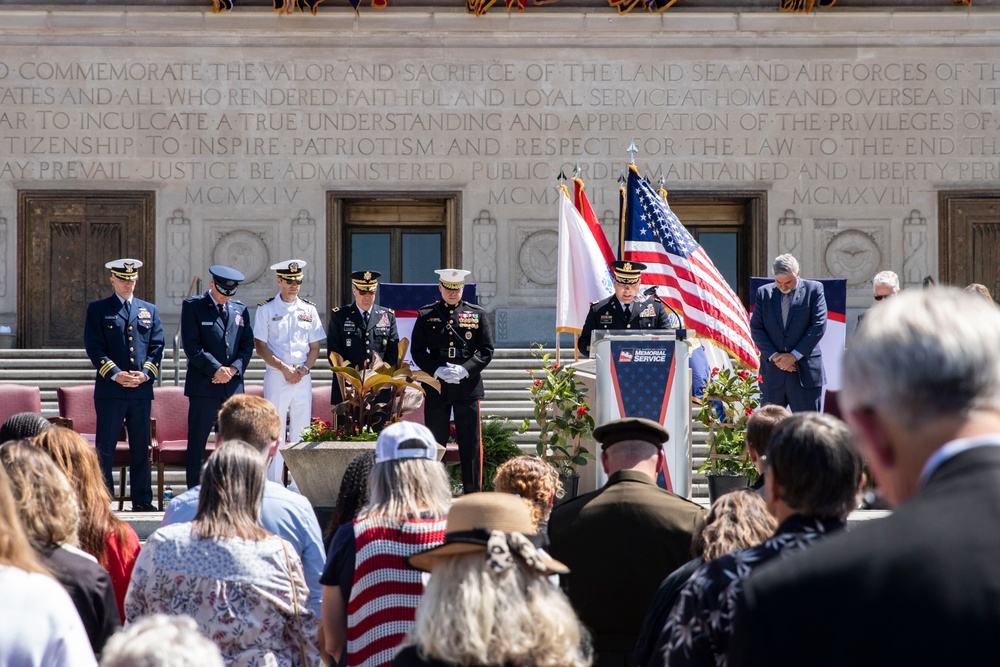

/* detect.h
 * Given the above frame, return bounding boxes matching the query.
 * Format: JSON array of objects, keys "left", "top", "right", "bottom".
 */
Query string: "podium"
[{"left": 589, "top": 332, "right": 692, "bottom": 497}]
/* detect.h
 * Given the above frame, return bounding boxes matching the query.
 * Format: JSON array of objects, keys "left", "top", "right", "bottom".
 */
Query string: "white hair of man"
[
  {"left": 772, "top": 254, "right": 799, "bottom": 277},
  {"left": 872, "top": 270, "right": 900, "bottom": 292},
  {"left": 100, "top": 614, "right": 224, "bottom": 667},
  {"left": 843, "top": 287, "right": 1000, "bottom": 428}
]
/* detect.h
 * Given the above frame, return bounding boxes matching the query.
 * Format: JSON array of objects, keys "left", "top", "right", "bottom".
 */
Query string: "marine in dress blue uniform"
[
  {"left": 83, "top": 259, "right": 164, "bottom": 511},
  {"left": 327, "top": 270, "right": 400, "bottom": 414},
  {"left": 577, "top": 261, "right": 676, "bottom": 357},
  {"left": 181, "top": 265, "right": 255, "bottom": 488},
  {"left": 411, "top": 269, "right": 494, "bottom": 494}
]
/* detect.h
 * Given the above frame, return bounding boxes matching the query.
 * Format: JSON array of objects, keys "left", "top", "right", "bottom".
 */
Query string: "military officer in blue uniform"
[
  {"left": 327, "top": 270, "right": 400, "bottom": 409},
  {"left": 411, "top": 269, "right": 494, "bottom": 494},
  {"left": 578, "top": 260, "right": 677, "bottom": 357},
  {"left": 180, "top": 265, "right": 255, "bottom": 488},
  {"left": 83, "top": 259, "right": 164, "bottom": 512}
]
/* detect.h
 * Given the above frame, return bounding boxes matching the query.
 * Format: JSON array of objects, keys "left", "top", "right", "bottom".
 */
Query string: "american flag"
[{"left": 623, "top": 167, "right": 760, "bottom": 370}]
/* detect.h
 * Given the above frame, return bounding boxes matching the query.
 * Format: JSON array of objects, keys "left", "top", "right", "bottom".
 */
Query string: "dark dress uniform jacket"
[
  {"left": 731, "top": 445, "right": 1000, "bottom": 667},
  {"left": 578, "top": 294, "right": 674, "bottom": 356},
  {"left": 84, "top": 295, "right": 164, "bottom": 398},
  {"left": 328, "top": 304, "right": 399, "bottom": 402},
  {"left": 548, "top": 470, "right": 705, "bottom": 664},
  {"left": 410, "top": 300, "right": 494, "bottom": 400},
  {"left": 180, "top": 292, "right": 255, "bottom": 398}
]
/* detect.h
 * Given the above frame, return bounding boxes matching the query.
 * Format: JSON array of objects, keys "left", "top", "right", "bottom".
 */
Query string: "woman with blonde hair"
[
  {"left": 0, "top": 440, "right": 119, "bottom": 656},
  {"left": 395, "top": 492, "right": 591, "bottom": 667},
  {"left": 321, "top": 422, "right": 452, "bottom": 667},
  {"left": 492, "top": 456, "right": 562, "bottom": 533},
  {"left": 126, "top": 440, "right": 321, "bottom": 666},
  {"left": 33, "top": 426, "right": 141, "bottom": 622},
  {"left": 0, "top": 462, "right": 97, "bottom": 666}
]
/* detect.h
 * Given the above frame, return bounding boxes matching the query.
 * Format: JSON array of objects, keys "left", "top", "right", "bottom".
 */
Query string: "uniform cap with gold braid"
[
  {"left": 610, "top": 260, "right": 646, "bottom": 285},
  {"left": 350, "top": 270, "right": 381, "bottom": 293},
  {"left": 106, "top": 258, "right": 143, "bottom": 281},
  {"left": 271, "top": 259, "right": 306, "bottom": 283},
  {"left": 435, "top": 268, "right": 471, "bottom": 291}
]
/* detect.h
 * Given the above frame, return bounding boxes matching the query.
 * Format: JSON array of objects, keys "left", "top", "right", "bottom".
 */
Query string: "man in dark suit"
[
  {"left": 548, "top": 417, "right": 705, "bottom": 667},
  {"left": 578, "top": 261, "right": 677, "bottom": 357},
  {"left": 730, "top": 287, "right": 1000, "bottom": 667},
  {"left": 327, "top": 270, "right": 400, "bottom": 410},
  {"left": 411, "top": 268, "right": 494, "bottom": 494},
  {"left": 749, "top": 254, "right": 827, "bottom": 412},
  {"left": 83, "top": 258, "right": 164, "bottom": 512},
  {"left": 180, "top": 265, "right": 255, "bottom": 489}
]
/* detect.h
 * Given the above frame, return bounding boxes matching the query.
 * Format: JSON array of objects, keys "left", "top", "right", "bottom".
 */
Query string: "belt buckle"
[{"left": 448, "top": 348, "right": 457, "bottom": 359}]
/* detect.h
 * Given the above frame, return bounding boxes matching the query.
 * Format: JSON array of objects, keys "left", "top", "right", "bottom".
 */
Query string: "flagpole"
[{"left": 555, "top": 170, "right": 569, "bottom": 367}]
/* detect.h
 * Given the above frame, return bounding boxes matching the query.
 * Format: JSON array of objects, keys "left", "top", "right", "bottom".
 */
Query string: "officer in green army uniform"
[{"left": 411, "top": 269, "right": 495, "bottom": 494}]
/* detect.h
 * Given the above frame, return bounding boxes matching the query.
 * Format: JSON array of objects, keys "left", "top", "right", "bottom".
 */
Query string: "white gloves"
[{"left": 433, "top": 363, "right": 468, "bottom": 384}]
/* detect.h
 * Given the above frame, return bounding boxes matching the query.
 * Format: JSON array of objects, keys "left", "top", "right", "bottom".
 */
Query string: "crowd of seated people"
[{"left": 4, "top": 286, "right": 999, "bottom": 667}]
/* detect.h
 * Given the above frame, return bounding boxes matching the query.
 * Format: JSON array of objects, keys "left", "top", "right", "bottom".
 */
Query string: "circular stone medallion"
[{"left": 213, "top": 230, "right": 270, "bottom": 283}]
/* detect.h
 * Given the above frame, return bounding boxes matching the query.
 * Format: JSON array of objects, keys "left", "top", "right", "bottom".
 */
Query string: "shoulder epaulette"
[
  {"left": 302, "top": 298, "right": 316, "bottom": 306},
  {"left": 331, "top": 306, "right": 340, "bottom": 313},
  {"left": 257, "top": 296, "right": 275, "bottom": 307},
  {"left": 590, "top": 300, "right": 600, "bottom": 305},
  {"left": 385, "top": 307, "right": 394, "bottom": 314}
]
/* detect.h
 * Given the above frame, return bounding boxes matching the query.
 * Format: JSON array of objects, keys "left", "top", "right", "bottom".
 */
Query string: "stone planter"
[{"left": 281, "top": 441, "right": 377, "bottom": 509}]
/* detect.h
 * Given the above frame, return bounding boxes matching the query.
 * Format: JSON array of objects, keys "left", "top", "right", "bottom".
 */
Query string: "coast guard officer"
[
  {"left": 411, "top": 269, "right": 494, "bottom": 494},
  {"left": 578, "top": 260, "right": 675, "bottom": 357},
  {"left": 83, "top": 259, "right": 164, "bottom": 512},
  {"left": 327, "top": 270, "right": 399, "bottom": 410},
  {"left": 181, "top": 265, "right": 255, "bottom": 488},
  {"left": 254, "top": 260, "right": 326, "bottom": 483}
]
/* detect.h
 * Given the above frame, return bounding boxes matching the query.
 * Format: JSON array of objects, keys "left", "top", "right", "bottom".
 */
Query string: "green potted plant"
[
  {"left": 521, "top": 346, "right": 595, "bottom": 499},
  {"left": 448, "top": 416, "right": 523, "bottom": 494},
  {"left": 282, "top": 338, "right": 439, "bottom": 508},
  {"left": 696, "top": 366, "right": 761, "bottom": 502}
]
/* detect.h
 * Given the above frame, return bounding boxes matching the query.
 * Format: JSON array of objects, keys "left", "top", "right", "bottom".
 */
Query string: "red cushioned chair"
[
  {"left": 0, "top": 384, "right": 43, "bottom": 425},
  {"left": 149, "top": 385, "right": 197, "bottom": 511},
  {"left": 57, "top": 384, "right": 141, "bottom": 510}
]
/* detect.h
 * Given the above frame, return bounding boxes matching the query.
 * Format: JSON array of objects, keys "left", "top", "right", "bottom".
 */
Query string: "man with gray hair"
[
  {"left": 871, "top": 270, "right": 900, "bottom": 302},
  {"left": 730, "top": 287, "right": 1000, "bottom": 667},
  {"left": 548, "top": 417, "right": 705, "bottom": 667},
  {"left": 101, "top": 615, "right": 223, "bottom": 667},
  {"left": 749, "top": 254, "right": 827, "bottom": 412}
]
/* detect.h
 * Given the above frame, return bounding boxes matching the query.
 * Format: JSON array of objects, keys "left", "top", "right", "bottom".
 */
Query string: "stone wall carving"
[
  {"left": 515, "top": 227, "right": 558, "bottom": 290},
  {"left": 207, "top": 222, "right": 275, "bottom": 305},
  {"left": 0, "top": 214, "right": 7, "bottom": 298},
  {"left": 473, "top": 210, "right": 497, "bottom": 308},
  {"left": 165, "top": 209, "right": 191, "bottom": 305},
  {"left": 902, "top": 209, "right": 928, "bottom": 287},
  {"left": 291, "top": 209, "right": 316, "bottom": 268},
  {"left": 777, "top": 210, "right": 802, "bottom": 261}
]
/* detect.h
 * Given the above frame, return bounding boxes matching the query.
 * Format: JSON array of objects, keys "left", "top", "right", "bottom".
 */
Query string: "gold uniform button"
[
  {"left": 449, "top": 342, "right": 454, "bottom": 347},
  {"left": 128, "top": 326, "right": 133, "bottom": 331},
  {"left": 129, "top": 337, "right": 133, "bottom": 341},
  {"left": 130, "top": 357, "right": 135, "bottom": 362},
  {"left": 129, "top": 347, "right": 134, "bottom": 351}
]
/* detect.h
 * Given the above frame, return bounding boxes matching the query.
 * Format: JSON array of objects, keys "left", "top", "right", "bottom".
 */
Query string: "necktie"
[
  {"left": 218, "top": 303, "right": 228, "bottom": 326},
  {"left": 362, "top": 310, "right": 370, "bottom": 327},
  {"left": 123, "top": 299, "right": 130, "bottom": 317},
  {"left": 781, "top": 293, "right": 790, "bottom": 327},
  {"left": 624, "top": 305, "right": 631, "bottom": 320}
]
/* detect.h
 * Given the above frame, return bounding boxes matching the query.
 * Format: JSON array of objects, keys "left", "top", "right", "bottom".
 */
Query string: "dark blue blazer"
[
  {"left": 750, "top": 279, "right": 827, "bottom": 389},
  {"left": 84, "top": 295, "right": 164, "bottom": 400},
  {"left": 181, "top": 292, "right": 255, "bottom": 398}
]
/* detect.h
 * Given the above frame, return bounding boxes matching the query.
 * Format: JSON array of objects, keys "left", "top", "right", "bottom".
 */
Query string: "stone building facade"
[{"left": 0, "top": 3, "right": 997, "bottom": 347}]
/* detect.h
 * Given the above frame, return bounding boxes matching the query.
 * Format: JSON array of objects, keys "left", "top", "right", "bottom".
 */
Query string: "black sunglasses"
[{"left": 873, "top": 294, "right": 894, "bottom": 301}]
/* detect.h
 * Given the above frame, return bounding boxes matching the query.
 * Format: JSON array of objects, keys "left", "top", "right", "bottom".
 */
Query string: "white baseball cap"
[{"left": 375, "top": 422, "right": 442, "bottom": 464}]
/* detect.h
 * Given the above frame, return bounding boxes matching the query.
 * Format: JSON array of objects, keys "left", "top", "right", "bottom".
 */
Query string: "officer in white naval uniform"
[{"left": 253, "top": 259, "right": 326, "bottom": 484}]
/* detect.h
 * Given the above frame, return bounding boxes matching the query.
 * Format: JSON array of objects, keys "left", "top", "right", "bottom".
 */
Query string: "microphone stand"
[{"left": 643, "top": 287, "right": 687, "bottom": 341}]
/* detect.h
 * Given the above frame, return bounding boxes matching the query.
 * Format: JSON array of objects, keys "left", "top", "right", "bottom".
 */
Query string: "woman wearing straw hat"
[{"left": 395, "top": 493, "right": 592, "bottom": 667}]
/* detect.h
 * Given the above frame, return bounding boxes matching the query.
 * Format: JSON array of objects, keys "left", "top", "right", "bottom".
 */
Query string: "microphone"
[{"left": 642, "top": 286, "right": 687, "bottom": 341}]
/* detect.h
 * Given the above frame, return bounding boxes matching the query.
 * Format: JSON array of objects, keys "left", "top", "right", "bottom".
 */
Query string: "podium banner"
[
  {"left": 609, "top": 340, "right": 677, "bottom": 424},
  {"left": 595, "top": 333, "right": 691, "bottom": 496}
]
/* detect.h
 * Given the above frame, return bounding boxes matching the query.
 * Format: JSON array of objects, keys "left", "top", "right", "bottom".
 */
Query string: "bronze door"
[
  {"left": 940, "top": 192, "right": 1000, "bottom": 296},
  {"left": 18, "top": 191, "right": 155, "bottom": 348}
]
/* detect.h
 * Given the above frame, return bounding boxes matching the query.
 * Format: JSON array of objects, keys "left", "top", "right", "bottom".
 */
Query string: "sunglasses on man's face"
[{"left": 873, "top": 293, "right": 894, "bottom": 301}]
